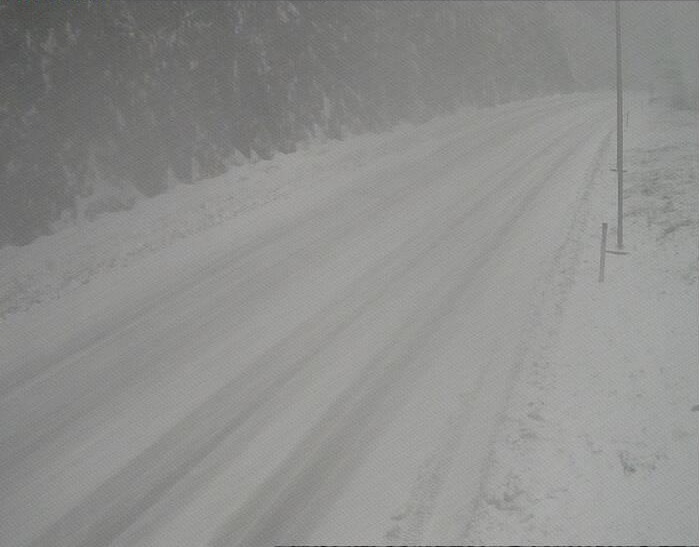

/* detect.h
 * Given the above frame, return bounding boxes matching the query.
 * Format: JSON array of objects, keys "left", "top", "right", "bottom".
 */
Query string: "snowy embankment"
[
  {"left": 0, "top": 113, "right": 470, "bottom": 319},
  {"left": 465, "top": 100, "right": 698, "bottom": 544}
]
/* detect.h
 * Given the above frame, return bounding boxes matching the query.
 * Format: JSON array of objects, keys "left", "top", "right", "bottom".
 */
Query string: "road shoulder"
[{"left": 465, "top": 99, "right": 699, "bottom": 544}]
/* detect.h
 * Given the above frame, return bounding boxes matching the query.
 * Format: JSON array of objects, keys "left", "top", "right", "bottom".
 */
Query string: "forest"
[{"left": 0, "top": 1, "right": 574, "bottom": 247}]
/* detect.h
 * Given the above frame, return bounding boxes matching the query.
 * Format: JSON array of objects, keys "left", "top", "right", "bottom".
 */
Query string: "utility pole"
[{"left": 615, "top": 0, "right": 624, "bottom": 248}]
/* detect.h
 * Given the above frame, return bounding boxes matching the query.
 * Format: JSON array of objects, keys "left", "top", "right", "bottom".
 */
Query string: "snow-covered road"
[{"left": 1, "top": 94, "right": 615, "bottom": 546}]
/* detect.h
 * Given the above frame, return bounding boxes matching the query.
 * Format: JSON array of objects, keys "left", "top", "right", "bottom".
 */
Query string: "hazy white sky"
[{"left": 549, "top": 1, "right": 698, "bottom": 95}]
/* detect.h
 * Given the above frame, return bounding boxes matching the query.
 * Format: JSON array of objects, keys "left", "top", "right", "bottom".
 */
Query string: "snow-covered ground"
[
  {"left": 465, "top": 99, "right": 699, "bottom": 545},
  {"left": 0, "top": 111, "right": 483, "bottom": 319},
  {"left": 1, "top": 92, "right": 695, "bottom": 546}
]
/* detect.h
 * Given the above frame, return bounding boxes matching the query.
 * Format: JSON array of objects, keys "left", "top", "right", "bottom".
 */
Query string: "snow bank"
[
  {"left": 0, "top": 110, "right": 473, "bottom": 319},
  {"left": 465, "top": 98, "right": 698, "bottom": 544}
]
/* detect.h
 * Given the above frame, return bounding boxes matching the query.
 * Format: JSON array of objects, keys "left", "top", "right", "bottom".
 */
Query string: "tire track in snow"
[
  {"left": 391, "top": 128, "right": 614, "bottom": 546},
  {"left": 0, "top": 100, "right": 567, "bottom": 475},
  {"left": 19, "top": 103, "right": 603, "bottom": 547},
  {"left": 209, "top": 114, "right": 611, "bottom": 547},
  {"left": 455, "top": 127, "right": 615, "bottom": 544},
  {"left": 114, "top": 108, "right": 604, "bottom": 547},
  {"left": 0, "top": 97, "right": 580, "bottom": 399}
]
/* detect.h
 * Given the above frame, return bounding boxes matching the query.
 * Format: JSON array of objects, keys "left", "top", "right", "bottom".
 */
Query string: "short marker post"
[{"left": 599, "top": 222, "right": 608, "bottom": 282}]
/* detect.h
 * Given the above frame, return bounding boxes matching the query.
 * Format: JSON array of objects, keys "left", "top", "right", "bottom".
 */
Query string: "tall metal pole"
[{"left": 615, "top": 0, "right": 624, "bottom": 248}]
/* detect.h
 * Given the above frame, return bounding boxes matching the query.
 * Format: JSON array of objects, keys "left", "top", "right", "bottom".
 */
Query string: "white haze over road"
[{"left": 1, "top": 94, "right": 617, "bottom": 546}]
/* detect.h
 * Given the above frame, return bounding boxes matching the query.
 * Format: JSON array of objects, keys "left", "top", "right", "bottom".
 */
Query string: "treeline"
[{"left": 0, "top": 1, "right": 573, "bottom": 247}]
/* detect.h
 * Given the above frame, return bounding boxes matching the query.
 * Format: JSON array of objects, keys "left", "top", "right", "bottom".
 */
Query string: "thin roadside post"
[{"left": 599, "top": 222, "right": 608, "bottom": 282}]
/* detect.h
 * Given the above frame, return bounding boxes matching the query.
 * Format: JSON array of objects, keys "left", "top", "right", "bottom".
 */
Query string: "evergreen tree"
[{"left": 0, "top": 1, "right": 575, "bottom": 247}]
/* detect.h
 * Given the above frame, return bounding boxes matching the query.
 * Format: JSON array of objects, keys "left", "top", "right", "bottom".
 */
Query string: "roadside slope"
[{"left": 465, "top": 99, "right": 698, "bottom": 544}]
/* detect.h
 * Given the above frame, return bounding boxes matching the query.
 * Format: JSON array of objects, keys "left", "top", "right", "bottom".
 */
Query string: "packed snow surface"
[
  {"left": 465, "top": 99, "right": 698, "bottom": 545},
  {"left": 3, "top": 93, "right": 694, "bottom": 546}
]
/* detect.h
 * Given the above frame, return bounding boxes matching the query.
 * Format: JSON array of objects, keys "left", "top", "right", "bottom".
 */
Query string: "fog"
[
  {"left": 1, "top": 2, "right": 697, "bottom": 546},
  {"left": 1, "top": 1, "right": 697, "bottom": 247},
  {"left": 551, "top": 0, "right": 699, "bottom": 98}
]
